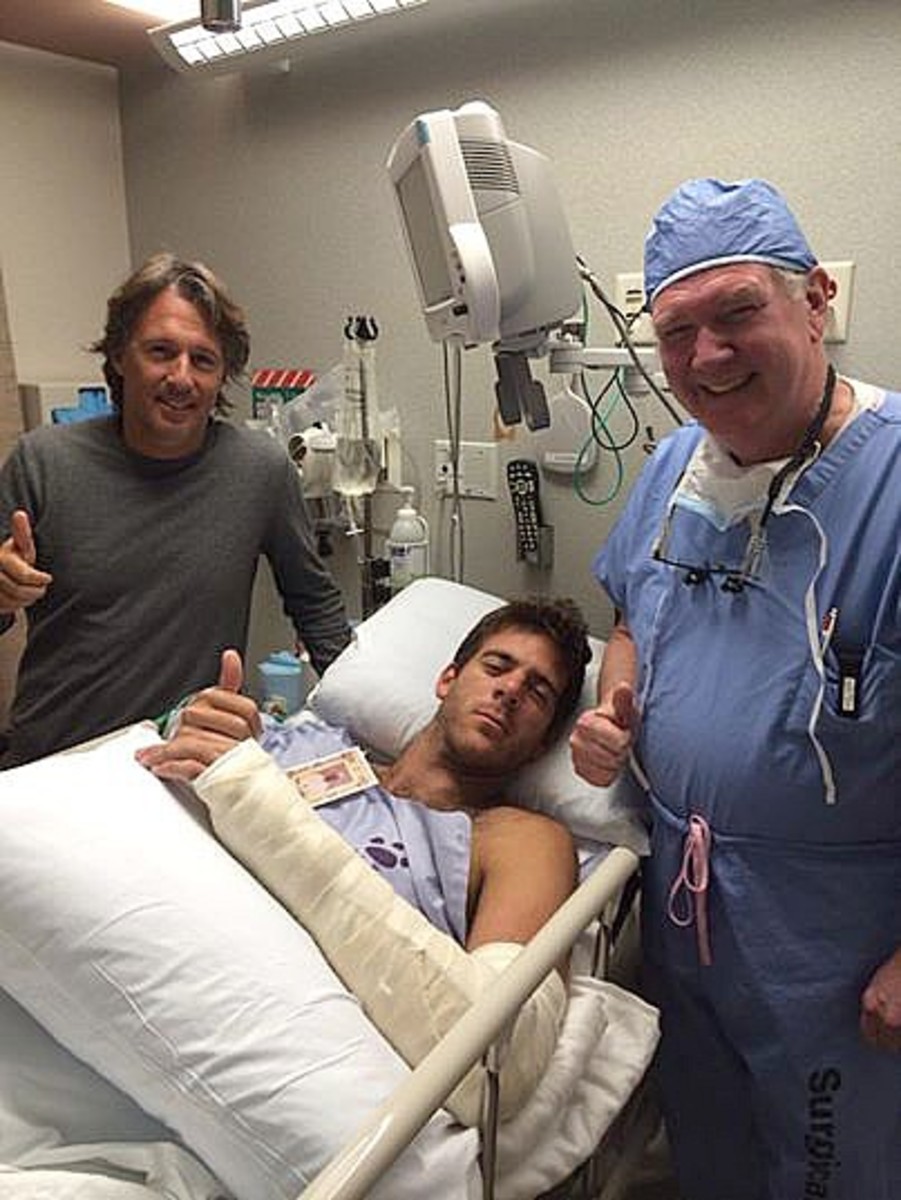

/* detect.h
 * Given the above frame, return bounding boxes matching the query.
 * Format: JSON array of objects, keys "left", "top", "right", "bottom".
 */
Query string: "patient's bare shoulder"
[
  {"left": 466, "top": 806, "right": 576, "bottom": 950},
  {"left": 473, "top": 804, "right": 572, "bottom": 850}
]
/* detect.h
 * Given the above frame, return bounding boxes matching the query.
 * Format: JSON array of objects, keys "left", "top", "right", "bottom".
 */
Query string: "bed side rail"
[{"left": 298, "top": 845, "right": 640, "bottom": 1200}]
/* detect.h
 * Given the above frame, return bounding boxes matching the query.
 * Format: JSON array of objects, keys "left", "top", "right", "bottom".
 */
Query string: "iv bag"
[
  {"left": 333, "top": 433, "right": 381, "bottom": 496},
  {"left": 334, "top": 318, "right": 382, "bottom": 497}
]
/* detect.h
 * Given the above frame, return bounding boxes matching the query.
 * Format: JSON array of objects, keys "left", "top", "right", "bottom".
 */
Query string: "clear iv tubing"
[{"left": 442, "top": 340, "right": 465, "bottom": 583}]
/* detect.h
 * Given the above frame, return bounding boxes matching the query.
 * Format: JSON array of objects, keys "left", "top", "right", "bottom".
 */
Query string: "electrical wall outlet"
[
  {"left": 822, "top": 260, "right": 854, "bottom": 343},
  {"left": 616, "top": 260, "right": 855, "bottom": 345},
  {"left": 614, "top": 272, "right": 656, "bottom": 345},
  {"left": 434, "top": 440, "right": 498, "bottom": 499}
]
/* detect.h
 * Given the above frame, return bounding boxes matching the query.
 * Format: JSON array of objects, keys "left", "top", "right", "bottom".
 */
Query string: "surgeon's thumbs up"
[
  {"left": 609, "top": 682, "right": 637, "bottom": 732},
  {"left": 570, "top": 681, "right": 638, "bottom": 788},
  {"left": 217, "top": 647, "right": 244, "bottom": 694}
]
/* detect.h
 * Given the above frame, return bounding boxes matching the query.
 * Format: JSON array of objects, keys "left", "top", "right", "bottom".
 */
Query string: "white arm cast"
[{"left": 193, "top": 739, "right": 565, "bottom": 1126}]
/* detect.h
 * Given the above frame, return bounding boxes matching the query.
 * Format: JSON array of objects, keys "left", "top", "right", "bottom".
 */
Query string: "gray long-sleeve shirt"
[{"left": 0, "top": 416, "right": 351, "bottom": 765}]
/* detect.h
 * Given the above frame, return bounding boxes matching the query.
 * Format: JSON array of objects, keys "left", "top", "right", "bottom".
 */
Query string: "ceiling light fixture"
[
  {"left": 202, "top": 0, "right": 242, "bottom": 31},
  {"left": 150, "top": 0, "right": 428, "bottom": 74},
  {"left": 104, "top": 0, "right": 198, "bottom": 19}
]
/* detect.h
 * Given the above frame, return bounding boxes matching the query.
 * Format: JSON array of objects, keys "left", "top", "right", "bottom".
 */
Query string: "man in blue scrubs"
[{"left": 571, "top": 178, "right": 900, "bottom": 1200}]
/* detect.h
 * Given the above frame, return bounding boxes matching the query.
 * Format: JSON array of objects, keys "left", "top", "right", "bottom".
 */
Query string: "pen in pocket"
[
  {"left": 820, "top": 606, "right": 838, "bottom": 655},
  {"left": 820, "top": 607, "right": 862, "bottom": 719}
]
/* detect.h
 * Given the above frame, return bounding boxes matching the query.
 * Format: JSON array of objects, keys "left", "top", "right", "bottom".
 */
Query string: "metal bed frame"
[{"left": 298, "top": 846, "right": 653, "bottom": 1200}]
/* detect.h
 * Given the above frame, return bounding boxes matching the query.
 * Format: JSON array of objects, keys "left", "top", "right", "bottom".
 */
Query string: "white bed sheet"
[
  {"left": 0, "top": 725, "right": 657, "bottom": 1200},
  {"left": 0, "top": 725, "right": 478, "bottom": 1200},
  {"left": 0, "top": 965, "right": 657, "bottom": 1200},
  {"left": 0, "top": 1168, "right": 200, "bottom": 1200},
  {"left": 0, "top": 979, "right": 224, "bottom": 1200}
]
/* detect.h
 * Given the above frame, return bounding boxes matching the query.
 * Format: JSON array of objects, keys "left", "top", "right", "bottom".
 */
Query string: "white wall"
[
  {"left": 0, "top": 42, "right": 131, "bottom": 384},
  {"left": 100, "top": 0, "right": 901, "bottom": 641},
  {"left": 0, "top": 43, "right": 132, "bottom": 717},
  {"left": 0, "top": 0, "right": 895, "bottom": 679}
]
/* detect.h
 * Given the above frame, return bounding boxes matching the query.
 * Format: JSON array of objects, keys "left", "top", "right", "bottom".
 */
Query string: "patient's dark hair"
[
  {"left": 452, "top": 597, "right": 592, "bottom": 741},
  {"left": 91, "top": 251, "right": 250, "bottom": 415}
]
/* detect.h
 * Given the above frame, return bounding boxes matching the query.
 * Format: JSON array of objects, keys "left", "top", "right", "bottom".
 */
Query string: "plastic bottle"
[
  {"left": 386, "top": 487, "right": 429, "bottom": 593},
  {"left": 257, "top": 650, "right": 308, "bottom": 717}
]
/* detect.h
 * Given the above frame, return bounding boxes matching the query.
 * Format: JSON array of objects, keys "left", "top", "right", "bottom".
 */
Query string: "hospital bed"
[{"left": 0, "top": 577, "right": 659, "bottom": 1200}]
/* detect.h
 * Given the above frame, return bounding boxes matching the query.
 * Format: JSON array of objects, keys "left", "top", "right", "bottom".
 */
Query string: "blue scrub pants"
[{"left": 641, "top": 812, "right": 901, "bottom": 1200}]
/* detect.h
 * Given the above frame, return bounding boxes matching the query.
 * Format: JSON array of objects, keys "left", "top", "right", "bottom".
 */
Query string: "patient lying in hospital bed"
[
  {"left": 142, "top": 593, "right": 606, "bottom": 1128},
  {"left": 0, "top": 579, "right": 657, "bottom": 1200}
]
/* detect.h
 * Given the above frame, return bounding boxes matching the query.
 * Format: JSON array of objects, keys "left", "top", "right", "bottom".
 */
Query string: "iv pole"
[{"left": 342, "top": 316, "right": 389, "bottom": 619}]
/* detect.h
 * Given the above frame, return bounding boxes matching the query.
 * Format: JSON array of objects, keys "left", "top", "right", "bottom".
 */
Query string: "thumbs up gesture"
[
  {"left": 0, "top": 510, "right": 53, "bottom": 614},
  {"left": 215, "top": 647, "right": 245, "bottom": 697},
  {"left": 570, "top": 681, "right": 639, "bottom": 788},
  {"left": 136, "top": 649, "right": 263, "bottom": 781}
]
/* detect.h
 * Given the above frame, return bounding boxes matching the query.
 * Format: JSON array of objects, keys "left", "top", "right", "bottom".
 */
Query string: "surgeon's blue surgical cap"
[{"left": 643, "top": 178, "right": 818, "bottom": 307}]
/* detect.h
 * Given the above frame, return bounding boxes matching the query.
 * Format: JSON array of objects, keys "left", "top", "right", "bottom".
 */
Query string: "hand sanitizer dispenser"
[{"left": 385, "top": 487, "right": 429, "bottom": 593}]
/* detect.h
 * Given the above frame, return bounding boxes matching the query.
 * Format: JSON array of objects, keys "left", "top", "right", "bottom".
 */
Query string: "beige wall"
[
  {"left": 0, "top": 42, "right": 131, "bottom": 384},
  {"left": 0, "top": 43, "right": 131, "bottom": 726},
  {"left": 0, "top": 267, "right": 25, "bottom": 727},
  {"left": 3, "top": 0, "right": 900, "bottom": 656},
  {"left": 0, "top": 267, "right": 21, "bottom": 456}
]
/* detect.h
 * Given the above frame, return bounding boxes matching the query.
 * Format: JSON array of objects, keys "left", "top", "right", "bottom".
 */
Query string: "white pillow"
[
  {"left": 309, "top": 577, "right": 648, "bottom": 853},
  {"left": 0, "top": 725, "right": 479, "bottom": 1200}
]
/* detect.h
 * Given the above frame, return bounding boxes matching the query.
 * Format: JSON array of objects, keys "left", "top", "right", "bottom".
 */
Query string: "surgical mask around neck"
[{"left": 672, "top": 435, "right": 791, "bottom": 532}]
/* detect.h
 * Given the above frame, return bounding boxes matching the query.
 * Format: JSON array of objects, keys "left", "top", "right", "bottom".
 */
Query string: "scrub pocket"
[{"left": 804, "top": 638, "right": 901, "bottom": 834}]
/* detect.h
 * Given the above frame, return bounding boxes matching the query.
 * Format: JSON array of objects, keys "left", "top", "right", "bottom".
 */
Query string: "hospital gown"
[
  {"left": 594, "top": 381, "right": 901, "bottom": 1200},
  {"left": 261, "top": 715, "right": 473, "bottom": 943}
]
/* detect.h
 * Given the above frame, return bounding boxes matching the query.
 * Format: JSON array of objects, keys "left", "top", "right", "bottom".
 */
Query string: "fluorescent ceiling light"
[
  {"left": 150, "top": 0, "right": 428, "bottom": 74},
  {"left": 105, "top": 0, "right": 198, "bottom": 20}
]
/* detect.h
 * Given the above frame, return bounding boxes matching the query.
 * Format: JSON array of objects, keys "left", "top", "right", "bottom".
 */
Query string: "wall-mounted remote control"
[{"left": 506, "top": 458, "right": 542, "bottom": 560}]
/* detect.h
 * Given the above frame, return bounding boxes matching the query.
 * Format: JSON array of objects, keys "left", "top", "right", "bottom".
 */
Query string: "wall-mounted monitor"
[{"left": 386, "top": 100, "right": 581, "bottom": 361}]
